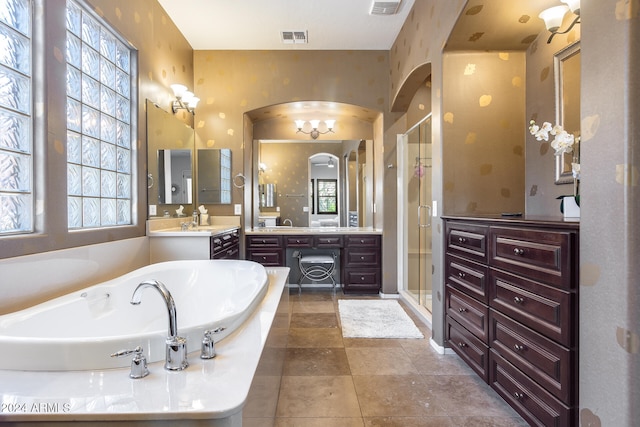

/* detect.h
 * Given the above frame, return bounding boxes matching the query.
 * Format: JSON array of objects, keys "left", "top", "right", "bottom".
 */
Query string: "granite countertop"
[{"left": 245, "top": 226, "right": 382, "bottom": 235}]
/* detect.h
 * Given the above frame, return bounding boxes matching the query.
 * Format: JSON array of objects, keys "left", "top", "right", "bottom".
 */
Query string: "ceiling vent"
[
  {"left": 281, "top": 31, "right": 308, "bottom": 44},
  {"left": 370, "top": 1, "right": 401, "bottom": 15}
]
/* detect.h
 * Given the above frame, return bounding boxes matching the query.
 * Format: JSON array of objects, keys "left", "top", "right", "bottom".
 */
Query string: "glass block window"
[
  {"left": 0, "top": 0, "right": 32, "bottom": 234},
  {"left": 220, "top": 148, "right": 231, "bottom": 204},
  {"left": 317, "top": 179, "right": 338, "bottom": 214},
  {"left": 66, "top": 0, "right": 134, "bottom": 229}
]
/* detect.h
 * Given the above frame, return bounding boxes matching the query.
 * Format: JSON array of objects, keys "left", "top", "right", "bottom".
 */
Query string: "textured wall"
[
  {"left": 577, "top": 1, "right": 640, "bottom": 425},
  {"left": 525, "top": 21, "right": 580, "bottom": 215},
  {"left": 443, "top": 51, "right": 526, "bottom": 214}
]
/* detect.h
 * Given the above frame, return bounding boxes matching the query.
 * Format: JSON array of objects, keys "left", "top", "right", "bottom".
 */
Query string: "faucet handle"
[
  {"left": 111, "top": 346, "right": 149, "bottom": 379},
  {"left": 201, "top": 327, "right": 226, "bottom": 359}
]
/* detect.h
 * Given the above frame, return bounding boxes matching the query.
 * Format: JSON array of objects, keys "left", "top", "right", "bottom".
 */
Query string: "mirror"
[
  {"left": 554, "top": 42, "right": 581, "bottom": 184},
  {"left": 253, "top": 140, "right": 373, "bottom": 228},
  {"left": 146, "top": 99, "right": 195, "bottom": 208},
  {"left": 158, "top": 149, "right": 192, "bottom": 204},
  {"left": 197, "top": 149, "right": 232, "bottom": 204}
]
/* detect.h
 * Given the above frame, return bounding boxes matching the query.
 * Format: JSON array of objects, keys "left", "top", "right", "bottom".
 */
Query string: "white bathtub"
[{"left": 0, "top": 259, "right": 269, "bottom": 371}]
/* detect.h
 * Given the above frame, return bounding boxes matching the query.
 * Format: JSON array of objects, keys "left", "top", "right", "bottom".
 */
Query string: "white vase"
[{"left": 563, "top": 196, "right": 580, "bottom": 219}]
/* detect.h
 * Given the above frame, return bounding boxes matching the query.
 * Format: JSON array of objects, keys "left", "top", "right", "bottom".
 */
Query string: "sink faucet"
[
  {"left": 282, "top": 218, "right": 293, "bottom": 227},
  {"left": 130, "top": 280, "right": 188, "bottom": 371}
]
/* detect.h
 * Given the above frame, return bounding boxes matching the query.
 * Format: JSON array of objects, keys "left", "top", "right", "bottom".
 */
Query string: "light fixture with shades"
[
  {"left": 327, "top": 158, "right": 335, "bottom": 168},
  {"left": 295, "top": 119, "right": 336, "bottom": 139},
  {"left": 539, "top": 0, "right": 580, "bottom": 44},
  {"left": 170, "top": 84, "right": 200, "bottom": 114}
]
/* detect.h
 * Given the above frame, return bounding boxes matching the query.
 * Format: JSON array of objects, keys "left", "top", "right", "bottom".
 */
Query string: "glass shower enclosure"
[{"left": 397, "top": 115, "right": 433, "bottom": 319}]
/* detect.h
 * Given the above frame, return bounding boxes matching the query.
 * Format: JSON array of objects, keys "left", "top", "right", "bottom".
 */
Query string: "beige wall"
[{"left": 442, "top": 51, "right": 526, "bottom": 214}]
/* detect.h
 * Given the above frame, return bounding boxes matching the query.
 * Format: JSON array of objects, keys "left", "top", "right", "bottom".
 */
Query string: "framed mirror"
[{"left": 554, "top": 42, "right": 581, "bottom": 184}]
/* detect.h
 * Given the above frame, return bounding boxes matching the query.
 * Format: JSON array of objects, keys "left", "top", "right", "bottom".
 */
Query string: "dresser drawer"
[
  {"left": 342, "top": 269, "right": 380, "bottom": 294},
  {"left": 285, "top": 235, "right": 313, "bottom": 247},
  {"left": 489, "top": 226, "right": 576, "bottom": 290},
  {"left": 246, "top": 249, "right": 284, "bottom": 266},
  {"left": 446, "top": 254, "right": 489, "bottom": 304},
  {"left": 344, "top": 248, "right": 380, "bottom": 266},
  {"left": 490, "top": 350, "right": 572, "bottom": 427},
  {"left": 246, "top": 235, "right": 283, "bottom": 248},
  {"left": 445, "top": 286, "right": 489, "bottom": 342},
  {"left": 314, "top": 235, "right": 343, "bottom": 248},
  {"left": 445, "top": 222, "right": 488, "bottom": 263},
  {"left": 345, "top": 235, "right": 381, "bottom": 247},
  {"left": 490, "top": 269, "right": 574, "bottom": 346},
  {"left": 446, "top": 316, "right": 489, "bottom": 382},
  {"left": 490, "top": 309, "right": 572, "bottom": 403}
]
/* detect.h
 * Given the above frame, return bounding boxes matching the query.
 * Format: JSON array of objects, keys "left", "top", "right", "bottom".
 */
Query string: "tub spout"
[{"left": 130, "top": 280, "right": 188, "bottom": 371}]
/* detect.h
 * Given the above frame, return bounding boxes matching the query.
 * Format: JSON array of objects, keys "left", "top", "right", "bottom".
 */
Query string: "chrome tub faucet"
[{"left": 131, "top": 280, "right": 188, "bottom": 371}]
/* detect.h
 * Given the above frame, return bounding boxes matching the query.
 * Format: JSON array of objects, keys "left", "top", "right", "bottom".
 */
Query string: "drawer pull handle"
[
  {"left": 514, "top": 344, "right": 525, "bottom": 352},
  {"left": 513, "top": 392, "right": 524, "bottom": 400},
  {"left": 458, "top": 272, "right": 466, "bottom": 278},
  {"left": 513, "top": 248, "right": 525, "bottom": 256},
  {"left": 361, "top": 276, "right": 365, "bottom": 281},
  {"left": 360, "top": 256, "right": 365, "bottom": 260},
  {"left": 457, "top": 342, "right": 467, "bottom": 348},
  {"left": 513, "top": 296, "right": 525, "bottom": 304},
  {"left": 261, "top": 239, "right": 266, "bottom": 243},
  {"left": 360, "top": 239, "right": 365, "bottom": 243},
  {"left": 262, "top": 256, "right": 267, "bottom": 260},
  {"left": 458, "top": 237, "right": 467, "bottom": 243},
  {"left": 458, "top": 307, "right": 467, "bottom": 313},
  {"left": 296, "top": 239, "right": 301, "bottom": 243}
]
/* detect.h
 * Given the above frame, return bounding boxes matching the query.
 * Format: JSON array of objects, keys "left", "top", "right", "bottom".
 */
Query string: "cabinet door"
[
  {"left": 446, "top": 254, "right": 489, "bottom": 304},
  {"left": 246, "top": 249, "right": 284, "bottom": 266},
  {"left": 446, "top": 316, "right": 489, "bottom": 382},
  {"left": 445, "top": 286, "right": 489, "bottom": 342},
  {"left": 445, "top": 222, "right": 489, "bottom": 263}
]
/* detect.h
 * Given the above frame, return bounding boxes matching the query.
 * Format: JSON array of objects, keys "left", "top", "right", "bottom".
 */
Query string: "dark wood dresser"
[{"left": 443, "top": 215, "right": 579, "bottom": 427}]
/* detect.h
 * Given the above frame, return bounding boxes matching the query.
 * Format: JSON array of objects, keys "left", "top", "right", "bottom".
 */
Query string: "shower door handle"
[{"left": 418, "top": 205, "right": 432, "bottom": 228}]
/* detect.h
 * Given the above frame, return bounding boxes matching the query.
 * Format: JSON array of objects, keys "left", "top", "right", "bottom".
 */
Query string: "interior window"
[{"left": 65, "top": 0, "right": 135, "bottom": 228}]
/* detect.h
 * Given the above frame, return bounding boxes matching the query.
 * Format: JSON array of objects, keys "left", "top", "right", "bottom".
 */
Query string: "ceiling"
[{"left": 157, "top": 0, "right": 415, "bottom": 51}]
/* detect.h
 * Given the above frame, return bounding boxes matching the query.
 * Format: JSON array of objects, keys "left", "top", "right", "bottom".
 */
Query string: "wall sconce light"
[
  {"left": 539, "top": 0, "right": 580, "bottom": 44},
  {"left": 171, "top": 84, "right": 200, "bottom": 114},
  {"left": 258, "top": 162, "right": 267, "bottom": 173},
  {"left": 294, "top": 119, "right": 336, "bottom": 139}
]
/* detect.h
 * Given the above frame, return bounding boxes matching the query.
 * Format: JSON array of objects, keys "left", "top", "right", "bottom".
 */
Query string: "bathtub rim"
[
  {"left": 0, "top": 267, "right": 289, "bottom": 423},
  {"left": 0, "top": 259, "right": 270, "bottom": 371}
]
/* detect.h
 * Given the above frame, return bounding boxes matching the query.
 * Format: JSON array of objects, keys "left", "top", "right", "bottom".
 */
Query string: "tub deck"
[{"left": 0, "top": 268, "right": 289, "bottom": 426}]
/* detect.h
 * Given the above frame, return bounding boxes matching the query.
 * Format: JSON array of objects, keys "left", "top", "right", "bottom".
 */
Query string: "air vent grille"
[
  {"left": 370, "top": 1, "right": 401, "bottom": 15},
  {"left": 281, "top": 31, "right": 308, "bottom": 44}
]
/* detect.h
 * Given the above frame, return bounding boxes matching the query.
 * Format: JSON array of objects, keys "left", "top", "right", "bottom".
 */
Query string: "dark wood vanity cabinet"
[
  {"left": 245, "top": 232, "right": 381, "bottom": 293},
  {"left": 245, "top": 235, "right": 285, "bottom": 266},
  {"left": 342, "top": 235, "right": 381, "bottom": 294},
  {"left": 444, "top": 216, "right": 579, "bottom": 427},
  {"left": 210, "top": 228, "right": 240, "bottom": 259}
]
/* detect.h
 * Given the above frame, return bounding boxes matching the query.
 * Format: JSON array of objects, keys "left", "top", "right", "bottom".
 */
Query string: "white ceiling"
[{"left": 156, "top": 0, "right": 415, "bottom": 50}]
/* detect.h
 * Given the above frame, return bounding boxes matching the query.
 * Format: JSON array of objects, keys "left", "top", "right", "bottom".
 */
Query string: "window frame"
[{"left": 316, "top": 178, "right": 338, "bottom": 215}]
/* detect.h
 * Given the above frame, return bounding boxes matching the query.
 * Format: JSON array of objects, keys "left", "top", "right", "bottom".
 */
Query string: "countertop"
[
  {"left": 441, "top": 214, "right": 579, "bottom": 229},
  {"left": 245, "top": 226, "right": 382, "bottom": 235},
  {"left": 147, "top": 224, "right": 240, "bottom": 237}
]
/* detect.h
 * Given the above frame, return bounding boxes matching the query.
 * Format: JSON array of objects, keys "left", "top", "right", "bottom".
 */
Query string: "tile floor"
[{"left": 243, "top": 289, "right": 528, "bottom": 426}]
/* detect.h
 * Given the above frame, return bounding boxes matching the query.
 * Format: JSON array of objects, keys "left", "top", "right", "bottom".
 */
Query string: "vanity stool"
[{"left": 294, "top": 251, "right": 338, "bottom": 294}]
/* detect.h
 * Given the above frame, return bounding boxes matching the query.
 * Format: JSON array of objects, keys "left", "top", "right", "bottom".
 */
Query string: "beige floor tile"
[
  {"left": 342, "top": 337, "right": 407, "bottom": 348},
  {"left": 425, "top": 375, "right": 521, "bottom": 418},
  {"left": 283, "top": 347, "right": 351, "bottom": 376},
  {"left": 448, "top": 416, "right": 530, "bottom": 426},
  {"left": 292, "top": 300, "right": 336, "bottom": 313},
  {"left": 243, "top": 417, "right": 276, "bottom": 427},
  {"left": 243, "top": 375, "right": 282, "bottom": 418},
  {"left": 364, "top": 416, "right": 457, "bottom": 426},
  {"left": 255, "top": 346, "right": 287, "bottom": 376},
  {"left": 400, "top": 340, "right": 476, "bottom": 376},
  {"left": 353, "top": 374, "right": 448, "bottom": 418},
  {"left": 275, "top": 417, "right": 365, "bottom": 426},
  {"left": 287, "top": 327, "right": 344, "bottom": 348},
  {"left": 346, "top": 347, "right": 419, "bottom": 375},
  {"left": 290, "top": 312, "right": 338, "bottom": 328},
  {"left": 276, "top": 376, "right": 361, "bottom": 418}
]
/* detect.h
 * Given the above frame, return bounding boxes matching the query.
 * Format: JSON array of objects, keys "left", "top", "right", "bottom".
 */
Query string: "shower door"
[{"left": 398, "top": 115, "right": 433, "bottom": 314}]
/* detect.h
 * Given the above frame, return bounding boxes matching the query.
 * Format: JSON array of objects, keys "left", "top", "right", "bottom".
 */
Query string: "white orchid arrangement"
[{"left": 529, "top": 120, "right": 580, "bottom": 180}]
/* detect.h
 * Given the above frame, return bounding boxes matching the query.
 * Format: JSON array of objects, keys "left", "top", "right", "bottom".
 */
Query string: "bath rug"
[{"left": 338, "top": 299, "right": 424, "bottom": 339}]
